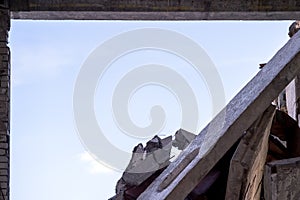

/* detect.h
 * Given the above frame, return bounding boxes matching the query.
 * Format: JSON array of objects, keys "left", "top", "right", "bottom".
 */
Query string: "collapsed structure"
[
  {"left": 3, "top": 1, "right": 300, "bottom": 200},
  {"left": 110, "top": 108, "right": 300, "bottom": 199},
  {"left": 110, "top": 22, "right": 300, "bottom": 200}
]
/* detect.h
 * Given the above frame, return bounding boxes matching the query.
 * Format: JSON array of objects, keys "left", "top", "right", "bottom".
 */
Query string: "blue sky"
[{"left": 9, "top": 20, "right": 292, "bottom": 199}]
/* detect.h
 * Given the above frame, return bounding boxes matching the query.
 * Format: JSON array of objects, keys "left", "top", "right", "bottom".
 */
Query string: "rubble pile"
[{"left": 110, "top": 109, "right": 300, "bottom": 200}]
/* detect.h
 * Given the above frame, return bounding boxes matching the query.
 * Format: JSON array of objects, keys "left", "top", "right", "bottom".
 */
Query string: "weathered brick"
[
  {"left": 0, "top": 182, "right": 7, "bottom": 188},
  {"left": 0, "top": 81, "right": 8, "bottom": 88},
  {"left": 0, "top": 117, "right": 8, "bottom": 123},
  {"left": 0, "top": 119, "right": 8, "bottom": 124},
  {"left": 0, "top": 7, "right": 10, "bottom": 200},
  {"left": 0, "top": 34, "right": 8, "bottom": 42},
  {"left": 0, "top": 114, "right": 8, "bottom": 119},
  {"left": 0, "top": 96, "right": 8, "bottom": 101},
  {"left": 0, "top": 55, "right": 8, "bottom": 62},
  {"left": 0, "top": 20, "right": 9, "bottom": 31},
  {"left": 1, "top": 188, "right": 8, "bottom": 197},
  {"left": 0, "top": 163, "right": 8, "bottom": 169},
  {"left": 0, "top": 103, "right": 9, "bottom": 109},
  {"left": 0, "top": 150, "right": 6, "bottom": 156},
  {"left": 0, "top": 88, "right": 7, "bottom": 95},
  {"left": 0, "top": 67, "right": 10, "bottom": 76},
  {"left": 0, "top": 121, "right": 8, "bottom": 126},
  {"left": 0, "top": 143, "right": 8, "bottom": 149},
  {"left": 0, "top": 69, "right": 8, "bottom": 76},
  {"left": 0, "top": 122, "right": 6, "bottom": 131},
  {"left": 2, "top": 125, "right": 8, "bottom": 133},
  {"left": 0, "top": 122, "right": 9, "bottom": 130},
  {"left": 0, "top": 136, "right": 6, "bottom": 142},
  {"left": 0, "top": 176, "right": 7, "bottom": 182},
  {"left": 0, "top": 101, "right": 9, "bottom": 109},
  {"left": 0, "top": 106, "right": 9, "bottom": 112},
  {"left": 0, "top": 118, "right": 7, "bottom": 125},
  {"left": 0, "top": 131, "right": 8, "bottom": 136},
  {"left": 0, "top": 170, "right": 8, "bottom": 176},
  {"left": 0, "top": 13, "right": 9, "bottom": 24},
  {"left": 0, "top": 42, "right": 8, "bottom": 48},
  {"left": 0, "top": 76, "right": 9, "bottom": 82},
  {"left": 0, "top": 48, "right": 8, "bottom": 54}
]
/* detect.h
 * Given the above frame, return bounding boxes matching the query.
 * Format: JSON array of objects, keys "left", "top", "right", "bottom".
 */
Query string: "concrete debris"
[
  {"left": 110, "top": 130, "right": 196, "bottom": 199},
  {"left": 110, "top": 108, "right": 300, "bottom": 200},
  {"left": 122, "top": 135, "right": 172, "bottom": 186},
  {"left": 173, "top": 129, "right": 196, "bottom": 150}
]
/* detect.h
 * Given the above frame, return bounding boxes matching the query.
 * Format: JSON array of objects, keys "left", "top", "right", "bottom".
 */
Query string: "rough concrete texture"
[
  {"left": 9, "top": 0, "right": 300, "bottom": 12},
  {"left": 8, "top": 0, "right": 300, "bottom": 20},
  {"left": 110, "top": 131, "right": 199, "bottom": 199},
  {"left": 9, "top": 11, "right": 300, "bottom": 20},
  {"left": 0, "top": 5, "right": 10, "bottom": 200},
  {"left": 264, "top": 157, "right": 300, "bottom": 200}
]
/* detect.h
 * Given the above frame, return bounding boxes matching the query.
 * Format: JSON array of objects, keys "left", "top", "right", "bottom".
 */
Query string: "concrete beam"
[
  {"left": 9, "top": 11, "right": 300, "bottom": 20},
  {"left": 0, "top": 4, "right": 10, "bottom": 200},
  {"left": 8, "top": 0, "right": 300, "bottom": 20},
  {"left": 138, "top": 30, "right": 300, "bottom": 199},
  {"left": 9, "top": 0, "right": 300, "bottom": 12}
]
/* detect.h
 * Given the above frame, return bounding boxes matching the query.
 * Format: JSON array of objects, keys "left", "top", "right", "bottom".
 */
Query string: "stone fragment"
[
  {"left": 121, "top": 135, "right": 172, "bottom": 186},
  {"left": 173, "top": 129, "right": 196, "bottom": 150}
]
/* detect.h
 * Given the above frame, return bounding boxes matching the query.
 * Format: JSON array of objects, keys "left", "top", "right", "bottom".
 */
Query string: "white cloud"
[{"left": 78, "top": 151, "right": 114, "bottom": 174}]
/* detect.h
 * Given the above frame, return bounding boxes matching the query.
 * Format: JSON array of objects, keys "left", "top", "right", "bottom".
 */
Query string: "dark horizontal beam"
[
  {"left": 8, "top": 0, "right": 300, "bottom": 20},
  {"left": 10, "top": 11, "right": 300, "bottom": 20},
  {"left": 9, "top": 0, "right": 300, "bottom": 12}
]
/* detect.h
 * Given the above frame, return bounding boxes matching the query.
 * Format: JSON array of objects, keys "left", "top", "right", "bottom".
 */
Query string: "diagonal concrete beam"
[
  {"left": 138, "top": 29, "right": 300, "bottom": 200},
  {"left": 8, "top": 0, "right": 300, "bottom": 20}
]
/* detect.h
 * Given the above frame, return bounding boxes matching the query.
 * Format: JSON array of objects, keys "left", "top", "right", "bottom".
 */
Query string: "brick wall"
[{"left": 0, "top": 5, "right": 10, "bottom": 200}]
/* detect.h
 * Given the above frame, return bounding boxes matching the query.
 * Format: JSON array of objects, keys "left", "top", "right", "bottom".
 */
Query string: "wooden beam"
[
  {"left": 264, "top": 157, "right": 300, "bottom": 200},
  {"left": 138, "top": 30, "right": 300, "bottom": 200},
  {"left": 225, "top": 105, "right": 276, "bottom": 200},
  {"left": 8, "top": 0, "right": 300, "bottom": 20}
]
